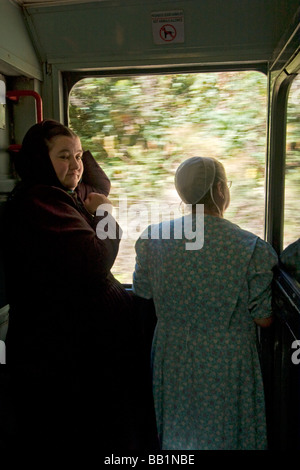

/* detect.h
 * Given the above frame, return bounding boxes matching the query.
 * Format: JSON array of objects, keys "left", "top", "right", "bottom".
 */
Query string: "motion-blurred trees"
[
  {"left": 69, "top": 72, "right": 300, "bottom": 280},
  {"left": 69, "top": 72, "right": 268, "bottom": 159},
  {"left": 69, "top": 71, "right": 269, "bottom": 201}
]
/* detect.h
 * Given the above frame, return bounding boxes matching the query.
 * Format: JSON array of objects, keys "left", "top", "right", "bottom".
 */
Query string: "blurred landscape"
[{"left": 69, "top": 72, "right": 300, "bottom": 283}]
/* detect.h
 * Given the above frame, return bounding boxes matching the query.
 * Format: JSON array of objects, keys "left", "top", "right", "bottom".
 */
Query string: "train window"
[
  {"left": 69, "top": 71, "right": 267, "bottom": 283},
  {"left": 284, "top": 75, "right": 300, "bottom": 249}
]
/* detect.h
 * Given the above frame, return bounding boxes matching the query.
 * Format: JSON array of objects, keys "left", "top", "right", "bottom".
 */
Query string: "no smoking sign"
[{"left": 152, "top": 10, "right": 184, "bottom": 44}]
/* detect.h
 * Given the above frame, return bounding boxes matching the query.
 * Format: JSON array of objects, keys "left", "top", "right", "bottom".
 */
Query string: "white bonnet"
[{"left": 175, "top": 156, "right": 216, "bottom": 204}]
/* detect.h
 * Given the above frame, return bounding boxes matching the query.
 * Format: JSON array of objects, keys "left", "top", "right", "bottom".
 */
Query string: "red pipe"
[
  {"left": 6, "top": 90, "right": 43, "bottom": 153},
  {"left": 6, "top": 90, "right": 43, "bottom": 123},
  {"left": 8, "top": 143, "right": 21, "bottom": 152}
]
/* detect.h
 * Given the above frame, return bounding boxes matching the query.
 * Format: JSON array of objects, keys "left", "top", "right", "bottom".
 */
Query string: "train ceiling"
[{"left": 11, "top": 0, "right": 300, "bottom": 73}]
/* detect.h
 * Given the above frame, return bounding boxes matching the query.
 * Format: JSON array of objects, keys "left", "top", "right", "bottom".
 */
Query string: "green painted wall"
[
  {"left": 24, "top": 0, "right": 300, "bottom": 71},
  {"left": 0, "top": 1, "right": 42, "bottom": 79}
]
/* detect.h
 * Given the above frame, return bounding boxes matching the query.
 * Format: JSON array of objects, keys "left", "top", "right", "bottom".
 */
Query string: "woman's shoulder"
[
  {"left": 209, "top": 216, "right": 277, "bottom": 258},
  {"left": 280, "top": 238, "right": 300, "bottom": 280},
  {"left": 281, "top": 238, "right": 300, "bottom": 262},
  {"left": 205, "top": 215, "right": 257, "bottom": 241},
  {"left": 27, "top": 183, "right": 70, "bottom": 196},
  {"left": 8, "top": 183, "right": 76, "bottom": 216},
  {"left": 24, "top": 184, "right": 75, "bottom": 205}
]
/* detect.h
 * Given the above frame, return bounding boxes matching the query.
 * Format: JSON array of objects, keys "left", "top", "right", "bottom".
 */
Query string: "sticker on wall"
[{"left": 152, "top": 10, "right": 184, "bottom": 44}]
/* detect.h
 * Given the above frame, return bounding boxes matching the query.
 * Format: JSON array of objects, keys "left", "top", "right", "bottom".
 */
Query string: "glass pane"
[
  {"left": 69, "top": 71, "right": 267, "bottom": 283},
  {"left": 284, "top": 75, "right": 300, "bottom": 249}
]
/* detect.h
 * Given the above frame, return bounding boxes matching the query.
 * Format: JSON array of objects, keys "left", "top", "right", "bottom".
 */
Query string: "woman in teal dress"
[{"left": 133, "top": 157, "right": 278, "bottom": 450}]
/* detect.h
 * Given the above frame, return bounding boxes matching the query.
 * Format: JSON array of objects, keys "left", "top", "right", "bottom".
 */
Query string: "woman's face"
[{"left": 48, "top": 135, "right": 83, "bottom": 190}]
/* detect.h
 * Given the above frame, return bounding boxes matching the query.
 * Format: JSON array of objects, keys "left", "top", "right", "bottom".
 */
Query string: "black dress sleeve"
[{"left": 77, "top": 150, "right": 111, "bottom": 200}]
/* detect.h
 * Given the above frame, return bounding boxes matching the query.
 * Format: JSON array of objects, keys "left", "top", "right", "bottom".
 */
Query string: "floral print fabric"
[
  {"left": 133, "top": 214, "right": 278, "bottom": 450},
  {"left": 280, "top": 238, "right": 300, "bottom": 283}
]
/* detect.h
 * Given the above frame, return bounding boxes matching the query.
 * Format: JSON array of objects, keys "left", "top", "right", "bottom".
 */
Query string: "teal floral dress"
[
  {"left": 133, "top": 214, "right": 278, "bottom": 450},
  {"left": 281, "top": 238, "right": 300, "bottom": 282}
]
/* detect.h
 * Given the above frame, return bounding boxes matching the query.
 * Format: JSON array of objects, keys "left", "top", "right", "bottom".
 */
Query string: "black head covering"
[{"left": 12, "top": 119, "right": 77, "bottom": 189}]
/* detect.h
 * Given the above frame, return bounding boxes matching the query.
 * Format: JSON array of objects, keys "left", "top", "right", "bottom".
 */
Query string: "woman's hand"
[{"left": 84, "top": 192, "right": 113, "bottom": 215}]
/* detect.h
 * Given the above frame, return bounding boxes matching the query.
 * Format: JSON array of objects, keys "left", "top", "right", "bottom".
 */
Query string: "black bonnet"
[{"left": 12, "top": 119, "right": 77, "bottom": 188}]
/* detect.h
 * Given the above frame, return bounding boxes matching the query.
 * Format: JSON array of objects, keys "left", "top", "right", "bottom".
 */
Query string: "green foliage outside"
[
  {"left": 285, "top": 76, "right": 300, "bottom": 248},
  {"left": 69, "top": 72, "right": 300, "bottom": 282}
]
